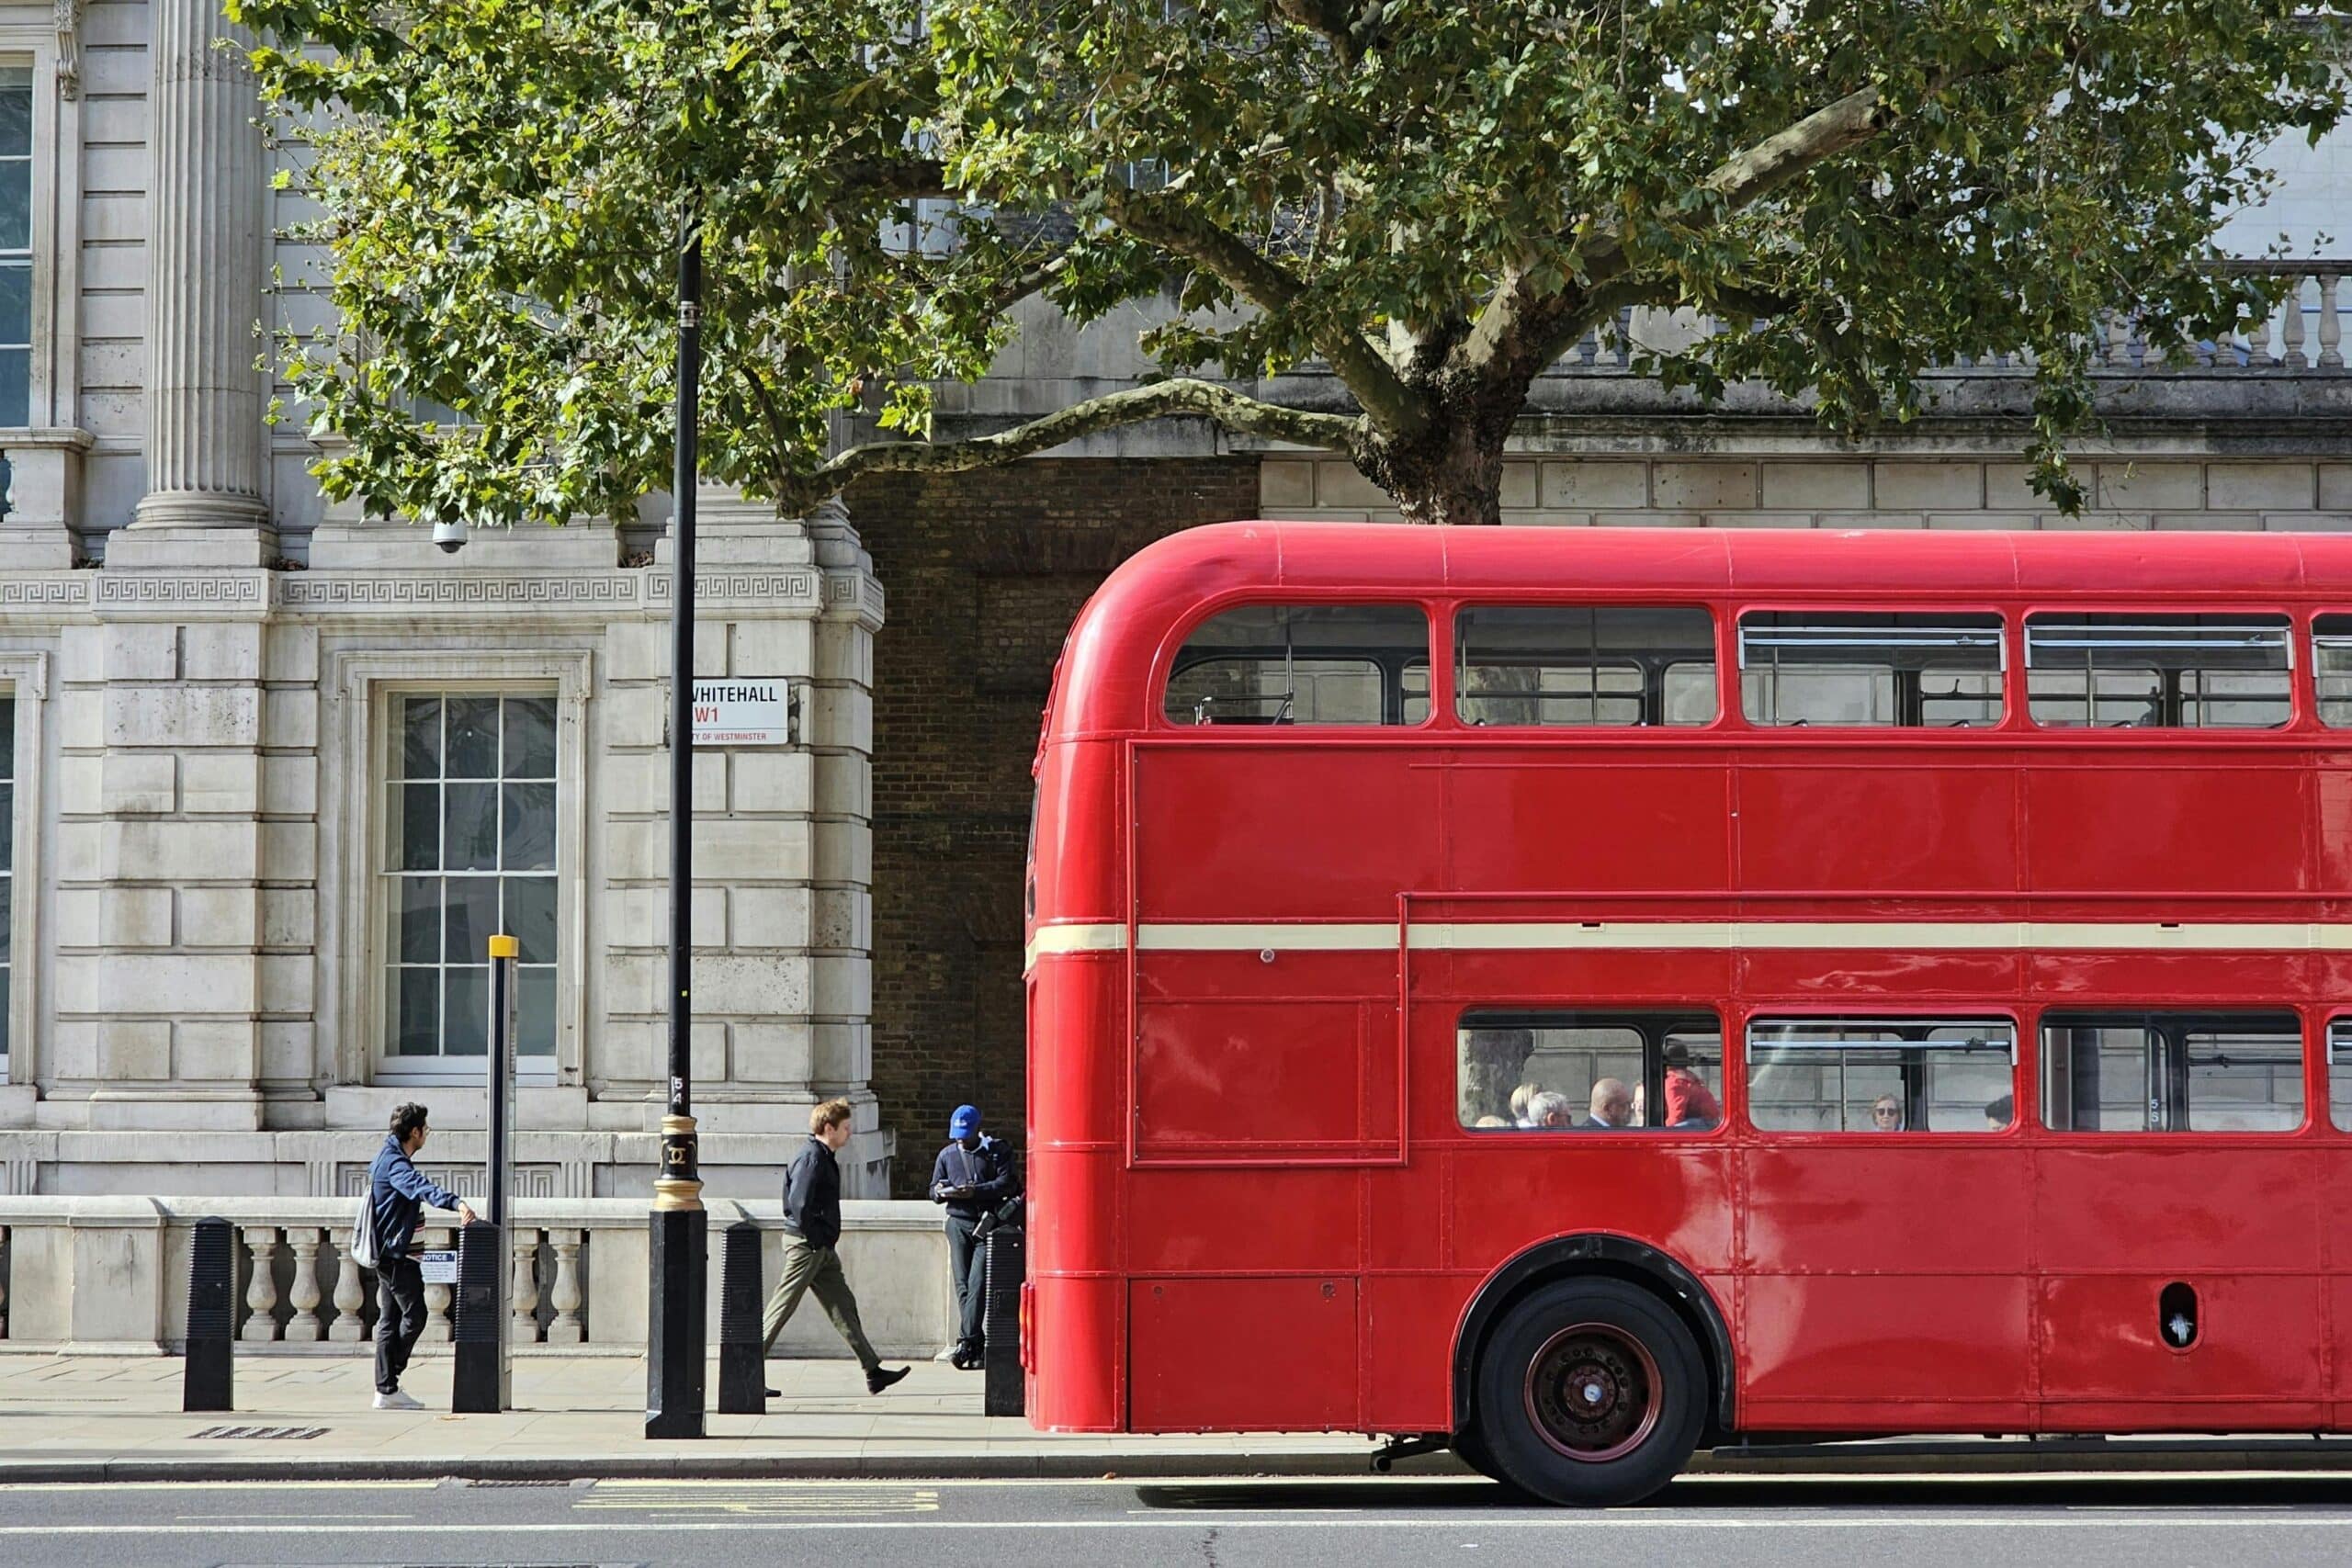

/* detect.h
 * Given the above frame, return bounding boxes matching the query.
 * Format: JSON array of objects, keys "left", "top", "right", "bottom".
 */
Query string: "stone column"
[{"left": 113, "top": 0, "right": 272, "bottom": 567}]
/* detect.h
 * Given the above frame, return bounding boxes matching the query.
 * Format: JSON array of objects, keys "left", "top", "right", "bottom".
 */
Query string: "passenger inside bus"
[
  {"left": 1747, "top": 1018, "right": 2016, "bottom": 1133},
  {"left": 1985, "top": 1094, "right": 2013, "bottom": 1130},
  {"left": 1584, "top": 1080, "right": 1634, "bottom": 1129},
  {"left": 1869, "top": 1093, "right": 1905, "bottom": 1131}
]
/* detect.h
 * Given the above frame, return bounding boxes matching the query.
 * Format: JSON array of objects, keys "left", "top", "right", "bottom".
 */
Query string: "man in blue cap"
[{"left": 929, "top": 1103, "right": 1019, "bottom": 1370}]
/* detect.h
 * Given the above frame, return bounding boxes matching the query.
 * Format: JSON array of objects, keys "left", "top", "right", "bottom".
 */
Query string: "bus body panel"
[{"left": 1025, "top": 523, "right": 2352, "bottom": 1442}]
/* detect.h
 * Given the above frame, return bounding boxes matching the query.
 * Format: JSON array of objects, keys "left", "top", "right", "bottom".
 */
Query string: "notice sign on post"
[{"left": 692, "top": 680, "right": 793, "bottom": 746}]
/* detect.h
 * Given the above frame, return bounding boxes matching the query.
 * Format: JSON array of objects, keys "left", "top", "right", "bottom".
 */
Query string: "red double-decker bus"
[{"left": 1022, "top": 521, "right": 2352, "bottom": 1505}]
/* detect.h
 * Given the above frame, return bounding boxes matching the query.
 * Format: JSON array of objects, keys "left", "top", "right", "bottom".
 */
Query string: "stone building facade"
[
  {"left": 0, "top": 3, "right": 2346, "bottom": 1200},
  {"left": 0, "top": 0, "right": 888, "bottom": 1200}
]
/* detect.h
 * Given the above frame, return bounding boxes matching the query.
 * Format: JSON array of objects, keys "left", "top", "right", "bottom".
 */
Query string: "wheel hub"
[{"left": 1523, "top": 1322, "right": 1664, "bottom": 1463}]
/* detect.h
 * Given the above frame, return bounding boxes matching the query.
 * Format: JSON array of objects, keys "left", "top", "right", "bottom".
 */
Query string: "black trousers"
[
  {"left": 945, "top": 1213, "right": 989, "bottom": 1352},
  {"left": 374, "top": 1256, "right": 428, "bottom": 1395}
]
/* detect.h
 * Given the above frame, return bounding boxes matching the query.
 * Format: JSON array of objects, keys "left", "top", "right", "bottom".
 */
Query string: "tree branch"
[
  {"left": 1105, "top": 186, "right": 1429, "bottom": 436},
  {"left": 785, "top": 378, "right": 1360, "bottom": 507}
]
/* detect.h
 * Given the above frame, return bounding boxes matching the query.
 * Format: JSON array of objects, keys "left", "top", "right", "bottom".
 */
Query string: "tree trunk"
[{"left": 1354, "top": 372, "right": 1527, "bottom": 525}]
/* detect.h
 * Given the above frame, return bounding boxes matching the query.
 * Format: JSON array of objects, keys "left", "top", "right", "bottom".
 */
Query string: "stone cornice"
[{"left": 0, "top": 567, "right": 858, "bottom": 619}]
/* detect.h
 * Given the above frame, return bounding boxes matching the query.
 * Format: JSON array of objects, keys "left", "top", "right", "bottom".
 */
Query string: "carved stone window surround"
[{"left": 324, "top": 648, "right": 593, "bottom": 1094}]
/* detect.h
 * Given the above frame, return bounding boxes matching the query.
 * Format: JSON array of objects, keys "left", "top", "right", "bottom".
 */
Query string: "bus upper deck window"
[
  {"left": 1163, "top": 604, "right": 1430, "bottom": 726},
  {"left": 2313, "top": 615, "right": 2352, "bottom": 726},
  {"left": 1739, "top": 613, "right": 2004, "bottom": 728},
  {"left": 2026, "top": 614, "right": 2290, "bottom": 729},
  {"left": 1746, "top": 1017, "right": 2016, "bottom": 1133},
  {"left": 1454, "top": 606, "right": 1717, "bottom": 728},
  {"left": 2041, "top": 1011, "right": 2303, "bottom": 1133}
]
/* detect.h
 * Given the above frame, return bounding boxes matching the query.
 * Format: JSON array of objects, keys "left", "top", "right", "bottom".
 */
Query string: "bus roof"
[{"left": 1048, "top": 521, "right": 2352, "bottom": 739}]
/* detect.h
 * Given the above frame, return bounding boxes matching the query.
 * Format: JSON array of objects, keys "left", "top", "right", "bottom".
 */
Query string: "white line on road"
[{"left": 11, "top": 1517, "right": 2352, "bottom": 1536}]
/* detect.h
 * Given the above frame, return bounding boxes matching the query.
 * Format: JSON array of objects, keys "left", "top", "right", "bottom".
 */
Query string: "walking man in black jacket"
[
  {"left": 760, "top": 1099, "right": 910, "bottom": 1395},
  {"left": 930, "top": 1103, "right": 1018, "bottom": 1370}
]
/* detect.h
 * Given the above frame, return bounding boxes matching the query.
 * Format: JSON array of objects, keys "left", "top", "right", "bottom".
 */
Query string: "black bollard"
[
  {"left": 451, "top": 1221, "right": 504, "bottom": 1414},
  {"left": 981, "top": 1222, "right": 1026, "bottom": 1417},
  {"left": 716, "top": 1220, "right": 765, "bottom": 1414},
  {"left": 182, "top": 1216, "right": 234, "bottom": 1412}
]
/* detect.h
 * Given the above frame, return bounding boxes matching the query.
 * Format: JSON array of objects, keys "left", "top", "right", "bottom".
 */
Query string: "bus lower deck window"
[
  {"left": 2026, "top": 614, "right": 2291, "bottom": 728},
  {"left": 1163, "top": 604, "right": 1429, "bottom": 726},
  {"left": 2314, "top": 615, "right": 2352, "bottom": 726},
  {"left": 1746, "top": 1018, "right": 2016, "bottom": 1133},
  {"left": 1459, "top": 1010, "right": 1723, "bottom": 1132},
  {"left": 2042, "top": 1011, "right": 2303, "bottom": 1132}
]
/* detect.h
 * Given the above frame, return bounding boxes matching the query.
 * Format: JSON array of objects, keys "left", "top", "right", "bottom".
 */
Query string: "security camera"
[{"left": 432, "top": 518, "right": 469, "bottom": 555}]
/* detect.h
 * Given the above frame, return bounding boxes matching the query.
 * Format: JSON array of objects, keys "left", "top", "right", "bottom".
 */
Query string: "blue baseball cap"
[{"left": 948, "top": 1104, "right": 980, "bottom": 1138}]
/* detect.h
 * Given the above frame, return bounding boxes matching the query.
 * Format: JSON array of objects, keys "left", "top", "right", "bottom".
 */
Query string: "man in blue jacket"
[
  {"left": 368, "top": 1103, "right": 474, "bottom": 1410},
  {"left": 930, "top": 1104, "right": 1018, "bottom": 1371}
]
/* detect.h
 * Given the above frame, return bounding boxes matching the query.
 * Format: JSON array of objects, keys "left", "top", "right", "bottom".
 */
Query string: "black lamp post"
[{"left": 646, "top": 208, "right": 708, "bottom": 1440}]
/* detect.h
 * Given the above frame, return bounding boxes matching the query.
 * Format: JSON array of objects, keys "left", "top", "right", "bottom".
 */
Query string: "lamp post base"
[{"left": 644, "top": 1205, "right": 708, "bottom": 1439}]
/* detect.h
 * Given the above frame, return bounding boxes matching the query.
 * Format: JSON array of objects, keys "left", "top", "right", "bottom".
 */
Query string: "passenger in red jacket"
[{"left": 1662, "top": 1043, "right": 1722, "bottom": 1128}]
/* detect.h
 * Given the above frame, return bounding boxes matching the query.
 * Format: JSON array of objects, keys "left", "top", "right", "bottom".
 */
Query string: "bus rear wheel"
[{"left": 1472, "top": 1278, "right": 1705, "bottom": 1506}]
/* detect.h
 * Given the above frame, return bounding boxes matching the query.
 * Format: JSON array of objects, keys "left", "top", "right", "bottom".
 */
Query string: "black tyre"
[{"left": 1471, "top": 1277, "right": 1705, "bottom": 1506}]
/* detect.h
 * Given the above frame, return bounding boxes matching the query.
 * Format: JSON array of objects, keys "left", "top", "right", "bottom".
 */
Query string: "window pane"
[
  {"left": 444, "top": 968, "right": 489, "bottom": 1055},
  {"left": 447, "top": 696, "right": 502, "bottom": 777},
  {"left": 401, "top": 697, "right": 442, "bottom": 779},
  {"left": 2041, "top": 1011, "right": 2302, "bottom": 1132},
  {"left": 519, "top": 966, "right": 556, "bottom": 1057},
  {"left": 397, "top": 877, "right": 440, "bottom": 964},
  {"left": 1741, "top": 614, "right": 2003, "bottom": 728},
  {"left": 397, "top": 783, "right": 439, "bottom": 871},
  {"left": 392, "top": 969, "right": 439, "bottom": 1055},
  {"left": 443, "top": 875, "right": 500, "bottom": 964},
  {"left": 2313, "top": 616, "right": 2352, "bottom": 727},
  {"left": 0, "top": 261, "right": 29, "bottom": 350},
  {"left": 443, "top": 782, "right": 499, "bottom": 871},
  {"left": 500, "top": 782, "right": 555, "bottom": 870},
  {"left": 0, "top": 875, "right": 11, "bottom": 963},
  {"left": 0, "top": 694, "right": 14, "bottom": 779},
  {"left": 1747, "top": 1018, "right": 2015, "bottom": 1133},
  {"left": 0, "top": 67, "right": 31, "bottom": 158},
  {"left": 1456, "top": 606, "right": 1716, "bottom": 728},
  {"left": 0, "top": 965, "right": 9, "bottom": 1057},
  {"left": 0, "top": 783, "right": 12, "bottom": 873},
  {"left": 1163, "top": 604, "right": 1428, "bottom": 726},
  {"left": 506, "top": 875, "right": 557, "bottom": 964},
  {"left": 0, "top": 158, "right": 27, "bottom": 252},
  {"left": 2027, "top": 615, "right": 2290, "bottom": 729},
  {"left": 2331, "top": 1021, "right": 2352, "bottom": 1131},
  {"left": 0, "top": 347, "right": 28, "bottom": 428},
  {"left": 1458, "top": 1010, "right": 1722, "bottom": 1133},
  {"left": 503, "top": 697, "right": 557, "bottom": 779}
]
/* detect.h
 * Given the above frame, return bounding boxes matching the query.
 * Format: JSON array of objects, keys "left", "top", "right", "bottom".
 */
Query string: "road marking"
[
  {"left": 575, "top": 1481, "right": 939, "bottom": 1516},
  {"left": 13, "top": 1516, "right": 2352, "bottom": 1536}
]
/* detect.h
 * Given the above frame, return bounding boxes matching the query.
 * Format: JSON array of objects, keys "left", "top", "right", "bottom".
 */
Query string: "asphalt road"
[{"left": 8, "top": 1472, "right": 2352, "bottom": 1566}]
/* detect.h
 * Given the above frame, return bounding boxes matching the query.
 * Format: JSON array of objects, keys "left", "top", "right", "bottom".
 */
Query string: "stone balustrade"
[
  {"left": 0, "top": 1198, "right": 957, "bottom": 1358},
  {"left": 1543, "top": 261, "right": 2352, "bottom": 377}
]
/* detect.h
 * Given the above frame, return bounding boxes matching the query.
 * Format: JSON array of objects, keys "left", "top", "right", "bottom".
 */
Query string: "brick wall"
[{"left": 849, "top": 457, "right": 1261, "bottom": 1193}]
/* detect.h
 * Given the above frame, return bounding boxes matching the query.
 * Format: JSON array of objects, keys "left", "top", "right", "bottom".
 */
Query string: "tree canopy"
[{"left": 232, "top": 0, "right": 2345, "bottom": 526}]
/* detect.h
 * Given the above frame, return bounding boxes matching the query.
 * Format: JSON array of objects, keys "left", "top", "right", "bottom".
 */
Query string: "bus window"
[
  {"left": 2313, "top": 615, "right": 2352, "bottom": 726},
  {"left": 1458, "top": 1010, "right": 1722, "bottom": 1132},
  {"left": 2330, "top": 1021, "right": 2352, "bottom": 1129},
  {"left": 1454, "top": 606, "right": 1717, "bottom": 727},
  {"left": 1746, "top": 1017, "right": 2015, "bottom": 1133},
  {"left": 2041, "top": 1011, "right": 2304, "bottom": 1132},
  {"left": 1738, "top": 614, "right": 2003, "bottom": 728},
  {"left": 1163, "top": 604, "right": 1429, "bottom": 726},
  {"left": 2026, "top": 614, "right": 2291, "bottom": 728}
]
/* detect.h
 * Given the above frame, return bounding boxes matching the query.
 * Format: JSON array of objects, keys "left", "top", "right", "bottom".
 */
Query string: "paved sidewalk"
[{"left": 0, "top": 1351, "right": 1418, "bottom": 1483}]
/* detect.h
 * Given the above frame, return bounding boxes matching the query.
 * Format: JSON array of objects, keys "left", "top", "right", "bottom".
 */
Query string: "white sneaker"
[
  {"left": 373, "top": 1389, "right": 424, "bottom": 1411},
  {"left": 933, "top": 1344, "right": 960, "bottom": 1362}
]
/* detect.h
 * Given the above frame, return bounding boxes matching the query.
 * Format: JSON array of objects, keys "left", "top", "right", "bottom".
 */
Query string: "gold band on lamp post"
[
  {"left": 654, "top": 1112, "right": 705, "bottom": 1212},
  {"left": 488, "top": 934, "right": 518, "bottom": 960}
]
